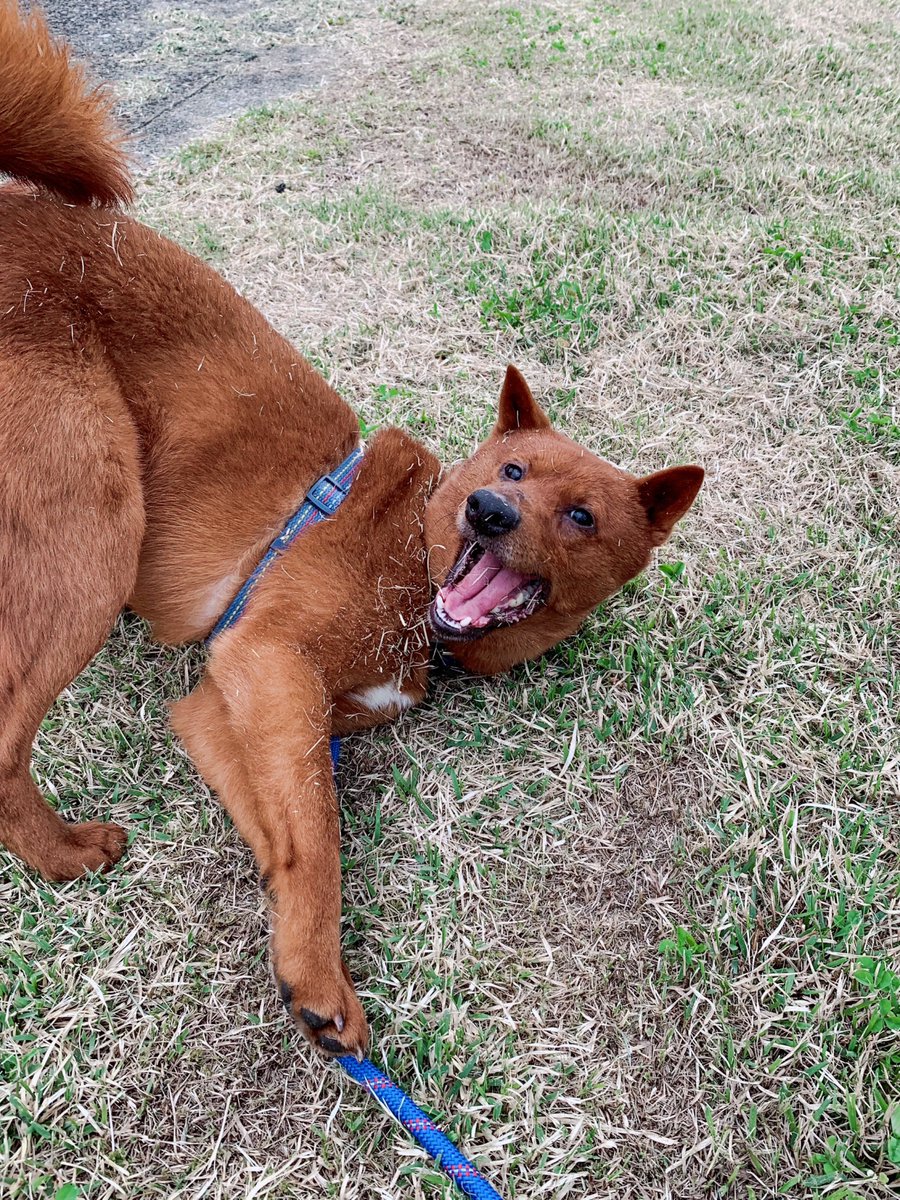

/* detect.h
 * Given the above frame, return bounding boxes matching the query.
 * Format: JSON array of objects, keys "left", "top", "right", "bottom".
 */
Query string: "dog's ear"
[
  {"left": 637, "top": 465, "right": 704, "bottom": 544},
  {"left": 494, "top": 365, "right": 552, "bottom": 434}
]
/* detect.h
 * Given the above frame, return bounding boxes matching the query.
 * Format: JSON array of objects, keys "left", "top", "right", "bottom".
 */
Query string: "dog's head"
[{"left": 424, "top": 366, "right": 704, "bottom": 674}]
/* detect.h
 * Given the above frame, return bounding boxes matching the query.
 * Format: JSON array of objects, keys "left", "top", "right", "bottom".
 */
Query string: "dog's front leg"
[{"left": 171, "top": 643, "right": 367, "bottom": 1059}]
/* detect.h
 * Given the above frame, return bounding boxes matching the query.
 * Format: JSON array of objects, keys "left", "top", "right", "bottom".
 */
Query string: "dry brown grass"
[{"left": 3, "top": 2, "right": 899, "bottom": 1198}]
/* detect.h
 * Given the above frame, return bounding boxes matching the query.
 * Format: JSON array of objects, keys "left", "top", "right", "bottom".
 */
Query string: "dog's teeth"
[{"left": 459, "top": 617, "right": 472, "bottom": 628}]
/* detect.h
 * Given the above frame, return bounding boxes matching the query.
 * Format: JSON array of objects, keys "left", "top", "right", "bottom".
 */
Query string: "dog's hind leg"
[
  {"left": 0, "top": 356, "right": 144, "bottom": 880},
  {"left": 0, "top": 707, "right": 130, "bottom": 881}
]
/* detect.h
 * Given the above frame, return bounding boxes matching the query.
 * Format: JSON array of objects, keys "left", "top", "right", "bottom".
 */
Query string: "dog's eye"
[
  {"left": 502, "top": 462, "right": 524, "bottom": 481},
  {"left": 568, "top": 507, "right": 594, "bottom": 529}
]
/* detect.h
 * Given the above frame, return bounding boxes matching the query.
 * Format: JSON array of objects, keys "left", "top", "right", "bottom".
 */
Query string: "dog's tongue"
[{"left": 442, "top": 551, "right": 530, "bottom": 623}]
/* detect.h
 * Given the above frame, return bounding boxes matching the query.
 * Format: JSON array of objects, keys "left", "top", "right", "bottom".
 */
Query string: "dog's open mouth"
[{"left": 429, "top": 542, "right": 547, "bottom": 641}]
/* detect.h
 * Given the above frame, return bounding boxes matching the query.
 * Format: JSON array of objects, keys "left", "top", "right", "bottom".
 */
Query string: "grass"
[{"left": 2, "top": 0, "right": 899, "bottom": 1197}]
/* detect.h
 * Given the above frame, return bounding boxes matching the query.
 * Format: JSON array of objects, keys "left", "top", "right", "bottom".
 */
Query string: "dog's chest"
[{"left": 347, "top": 679, "right": 416, "bottom": 713}]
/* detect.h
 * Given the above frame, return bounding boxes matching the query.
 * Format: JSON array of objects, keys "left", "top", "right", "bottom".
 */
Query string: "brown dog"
[{"left": 0, "top": 2, "right": 703, "bottom": 1058}]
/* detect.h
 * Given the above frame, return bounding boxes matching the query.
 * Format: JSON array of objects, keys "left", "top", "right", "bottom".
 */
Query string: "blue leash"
[
  {"left": 207, "top": 446, "right": 364, "bottom": 643},
  {"left": 330, "top": 738, "right": 504, "bottom": 1199},
  {"left": 336, "top": 1055, "right": 504, "bottom": 1199}
]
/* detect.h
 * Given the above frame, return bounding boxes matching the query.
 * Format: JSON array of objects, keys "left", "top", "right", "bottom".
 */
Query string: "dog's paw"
[
  {"left": 277, "top": 960, "right": 368, "bottom": 1060},
  {"left": 44, "top": 820, "right": 128, "bottom": 881}
]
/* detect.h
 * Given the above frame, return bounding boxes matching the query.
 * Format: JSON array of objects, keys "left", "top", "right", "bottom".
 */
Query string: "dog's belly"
[{"left": 189, "top": 572, "right": 244, "bottom": 633}]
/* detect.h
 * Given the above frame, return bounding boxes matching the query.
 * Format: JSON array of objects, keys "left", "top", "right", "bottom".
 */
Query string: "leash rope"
[
  {"left": 336, "top": 1055, "right": 504, "bottom": 1200},
  {"left": 330, "top": 737, "right": 505, "bottom": 1198}
]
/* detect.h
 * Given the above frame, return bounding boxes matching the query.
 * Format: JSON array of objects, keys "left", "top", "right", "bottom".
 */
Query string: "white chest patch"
[{"left": 349, "top": 681, "right": 413, "bottom": 713}]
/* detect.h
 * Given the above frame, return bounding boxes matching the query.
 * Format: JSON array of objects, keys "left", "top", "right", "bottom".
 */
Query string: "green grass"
[{"left": 2, "top": 0, "right": 899, "bottom": 1197}]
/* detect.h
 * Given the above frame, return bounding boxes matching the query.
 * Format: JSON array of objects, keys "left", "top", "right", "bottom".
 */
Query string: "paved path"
[{"left": 43, "top": 0, "right": 329, "bottom": 160}]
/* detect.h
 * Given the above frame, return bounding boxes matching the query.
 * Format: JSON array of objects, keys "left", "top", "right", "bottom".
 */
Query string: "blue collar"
[{"left": 207, "top": 446, "right": 364, "bottom": 644}]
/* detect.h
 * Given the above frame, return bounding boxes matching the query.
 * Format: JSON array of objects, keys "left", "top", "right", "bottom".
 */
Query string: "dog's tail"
[{"left": 0, "top": 0, "right": 132, "bottom": 206}]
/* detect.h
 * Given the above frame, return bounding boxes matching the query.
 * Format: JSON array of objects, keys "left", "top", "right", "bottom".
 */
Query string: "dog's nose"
[{"left": 465, "top": 489, "right": 520, "bottom": 537}]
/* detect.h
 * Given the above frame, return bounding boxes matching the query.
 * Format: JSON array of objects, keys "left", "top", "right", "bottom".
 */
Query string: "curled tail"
[{"left": 0, "top": 0, "right": 132, "bottom": 206}]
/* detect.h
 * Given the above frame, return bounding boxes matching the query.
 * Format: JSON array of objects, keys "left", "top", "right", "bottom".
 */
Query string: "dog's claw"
[
  {"left": 278, "top": 981, "right": 293, "bottom": 1011},
  {"left": 334, "top": 1013, "right": 345, "bottom": 1034}
]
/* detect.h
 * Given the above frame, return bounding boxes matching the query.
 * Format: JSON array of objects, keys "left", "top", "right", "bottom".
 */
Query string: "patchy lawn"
[{"left": 2, "top": 1, "right": 898, "bottom": 1198}]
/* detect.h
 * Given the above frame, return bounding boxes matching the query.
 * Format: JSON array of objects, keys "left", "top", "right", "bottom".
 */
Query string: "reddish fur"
[
  {"left": 0, "top": 6, "right": 702, "bottom": 1058},
  {"left": 0, "top": 1, "right": 132, "bottom": 206}
]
